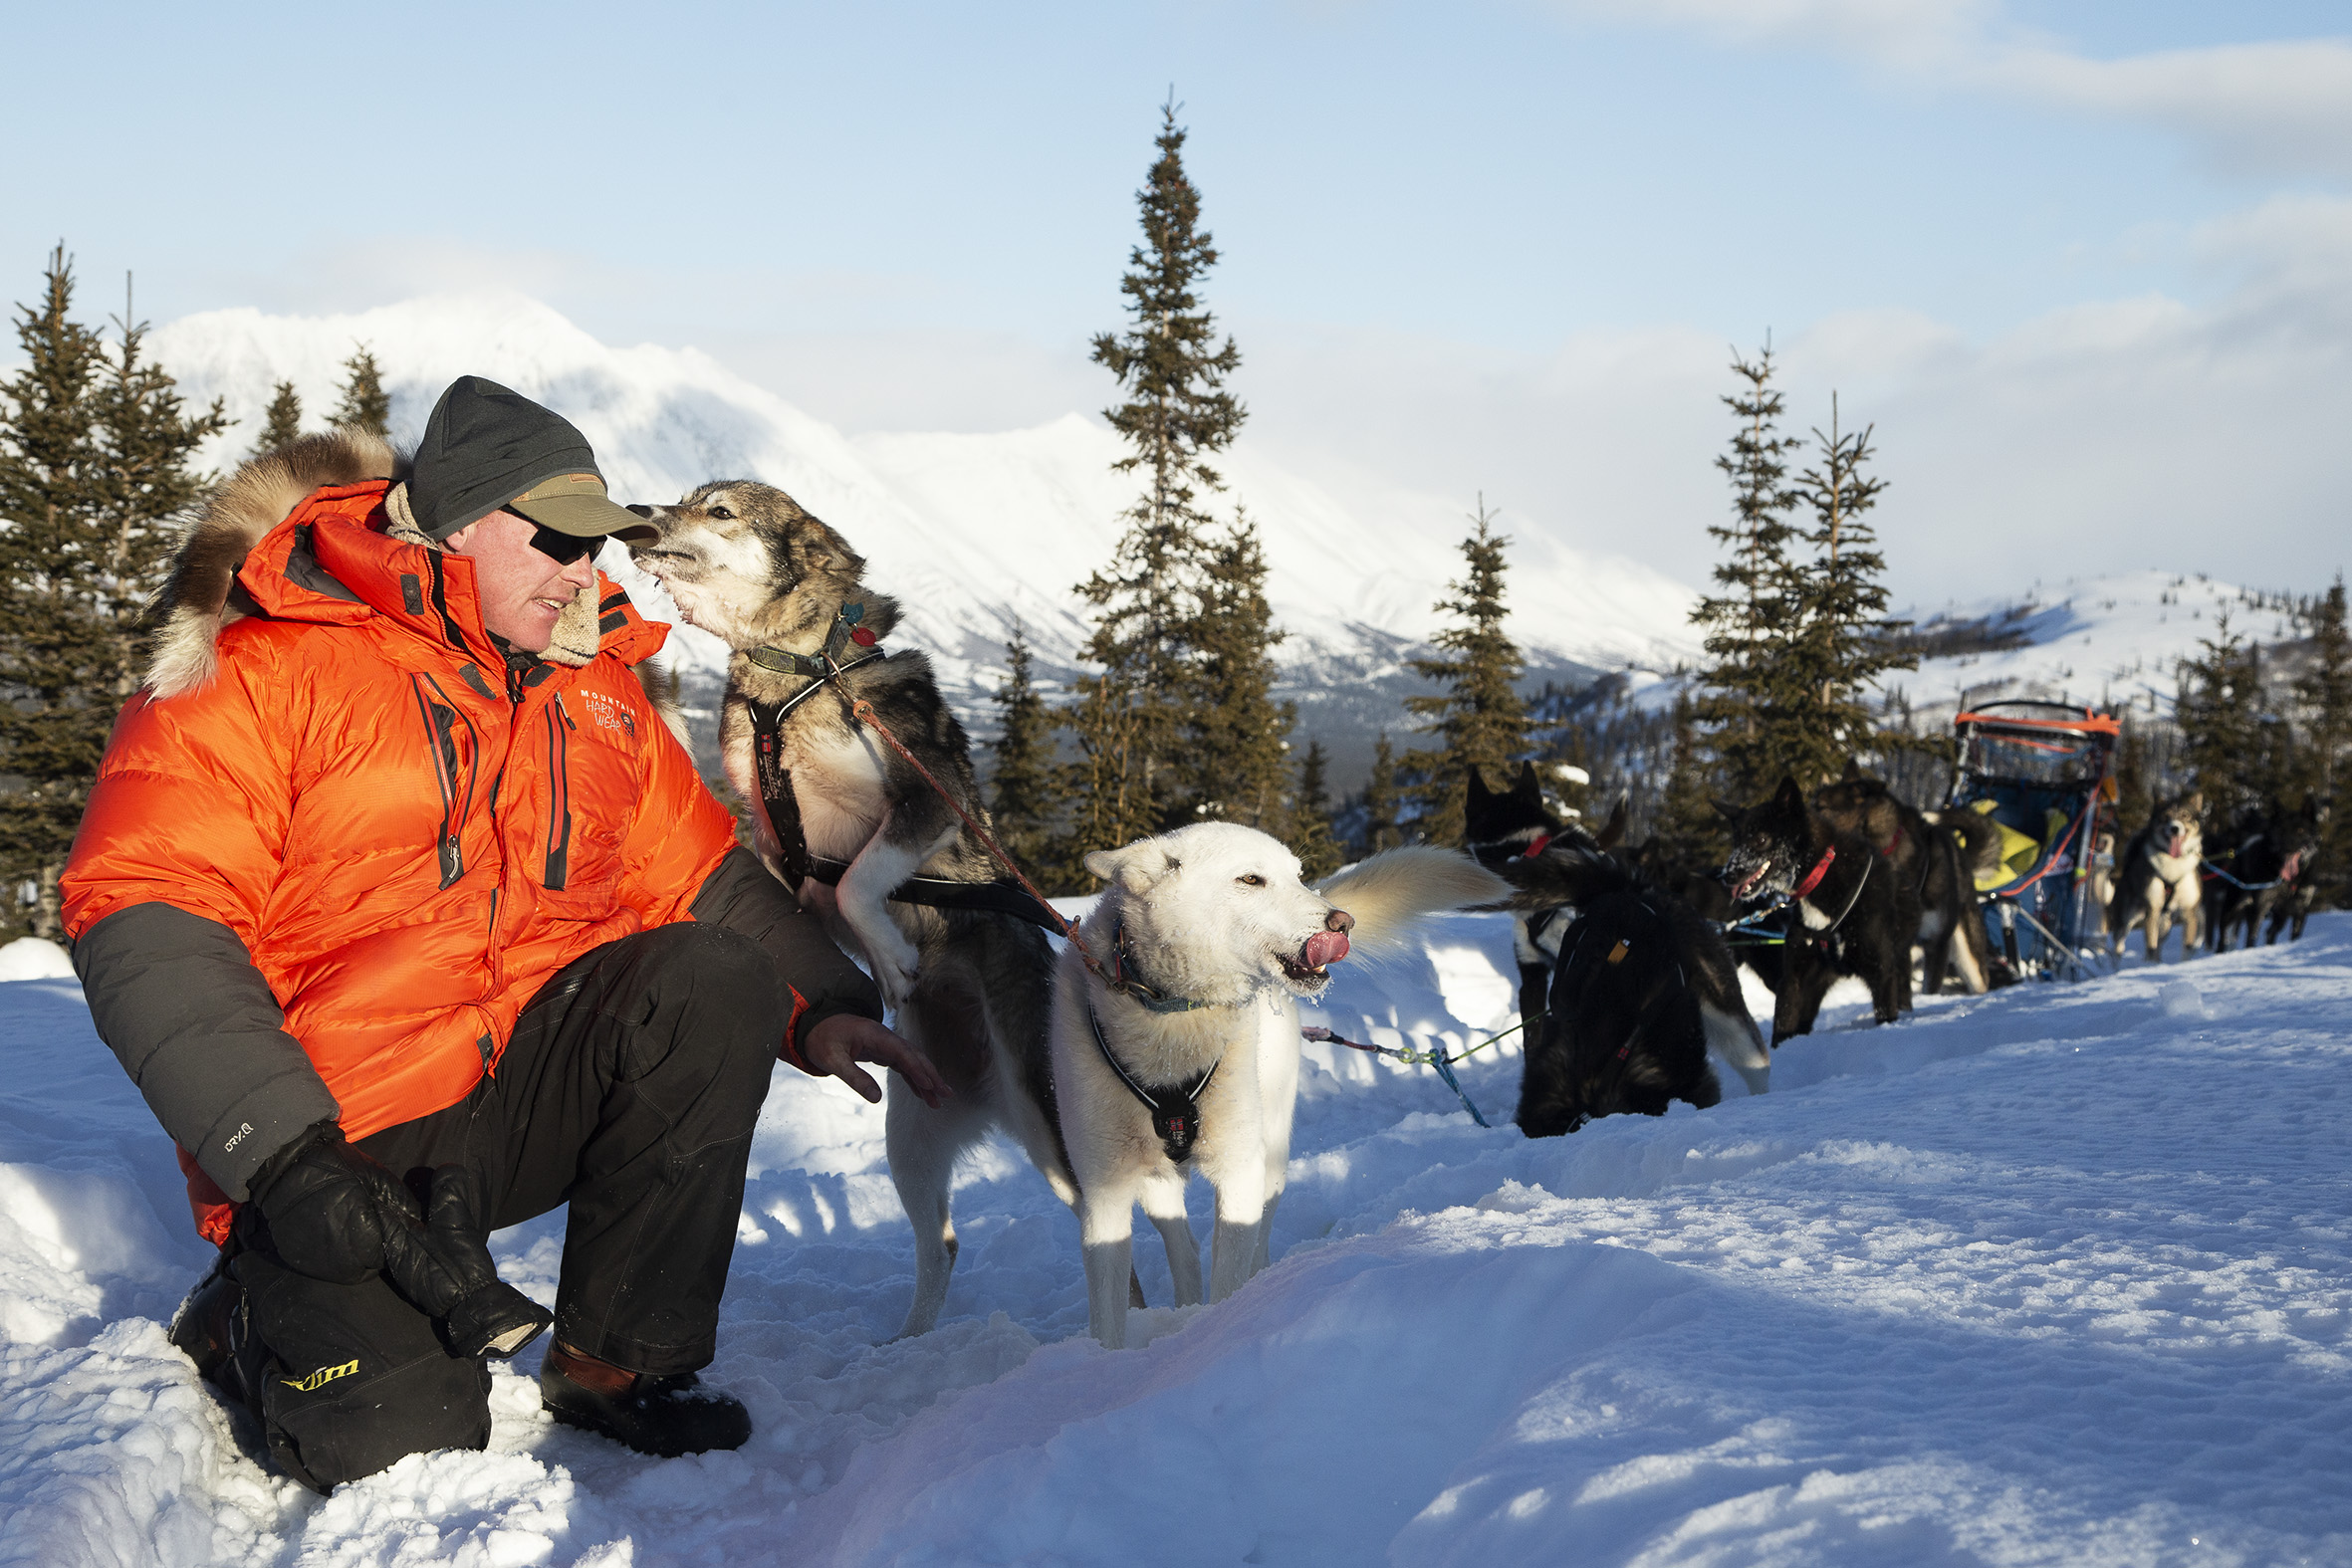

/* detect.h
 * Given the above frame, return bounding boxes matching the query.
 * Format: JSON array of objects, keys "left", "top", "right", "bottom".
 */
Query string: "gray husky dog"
[
  {"left": 2108, "top": 790, "right": 2205, "bottom": 961},
  {"left": 626, "top": 481, "right": 1073, "bottom": 1338}
]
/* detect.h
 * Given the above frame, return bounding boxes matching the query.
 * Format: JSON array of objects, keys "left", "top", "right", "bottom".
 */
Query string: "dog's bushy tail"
[
  {"left": 1487, "top": 841, "right": 1635, "bottom": 915},
  {"left": 1317, "top": 846, "right": 1510, "bottom": 962}
]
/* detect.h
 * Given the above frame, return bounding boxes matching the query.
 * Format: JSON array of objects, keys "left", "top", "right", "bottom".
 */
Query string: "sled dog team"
[
  {"left": 2099, "top": 788, "right": 2325, "bottom": 959},
  {"left": 556, "top": 467, "right": 2311, "bottom": 1342}
]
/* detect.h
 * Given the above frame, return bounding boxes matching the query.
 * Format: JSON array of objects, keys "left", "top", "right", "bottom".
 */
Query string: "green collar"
[{"left": 746, "top": 599, "right": 876, "bottom": 682}]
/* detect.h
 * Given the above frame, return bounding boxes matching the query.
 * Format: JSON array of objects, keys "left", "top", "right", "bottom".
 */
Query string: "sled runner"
[{"left": 1944, "top": 701, "right": 2120, "bottom": 980}]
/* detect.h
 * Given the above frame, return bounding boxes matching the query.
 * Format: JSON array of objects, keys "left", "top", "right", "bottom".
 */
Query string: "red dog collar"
[{"left": 1792, "top": 846, "right": 1837, "bottom": 900}]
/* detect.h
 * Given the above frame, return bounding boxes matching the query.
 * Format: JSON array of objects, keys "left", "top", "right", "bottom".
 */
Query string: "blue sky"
[{"left": 7, "top": 1, "right": 2350, "bottom": 603}]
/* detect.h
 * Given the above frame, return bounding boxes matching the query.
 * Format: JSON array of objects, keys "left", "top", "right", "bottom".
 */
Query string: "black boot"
[
  {"left": 540, "top": 1343, "right": 751, "bottom": 1457},
  {"left": 166, "top": 1250, "right": 263, "bottom": 1416}
]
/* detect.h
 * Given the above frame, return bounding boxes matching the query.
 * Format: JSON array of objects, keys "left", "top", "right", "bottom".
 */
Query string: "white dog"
[{"left": 1054, "top": 823, "right": 1508, "bottom": 1348}]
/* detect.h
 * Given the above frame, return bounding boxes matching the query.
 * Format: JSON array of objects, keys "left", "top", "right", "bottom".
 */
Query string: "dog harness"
[
  {"left": 744, "top": 602, "right": 885, "bottom": 890},
  {"left": 1084, "top": 997, "right": 1221, "bottom": 1164},
  {"left": 743, "top": 604, "right": 1073, "bottom": 929},
  {"left": 797, "top": 855, "right": 1062, "bottom": 928}
]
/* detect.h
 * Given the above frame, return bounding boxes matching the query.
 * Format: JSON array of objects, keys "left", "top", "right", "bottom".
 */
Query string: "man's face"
[{"left": 444, "top": 510, "right": 599, "bottom": 652}]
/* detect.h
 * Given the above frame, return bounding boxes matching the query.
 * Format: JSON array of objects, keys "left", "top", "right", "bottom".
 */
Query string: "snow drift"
[{"left": 6, "top": 917, "right": 2350, "bottom": 1565}]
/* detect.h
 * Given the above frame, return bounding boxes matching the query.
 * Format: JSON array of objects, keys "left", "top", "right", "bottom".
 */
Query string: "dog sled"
[{"left": 1944, "top": 701, "right": 2120, "bottom": 981}]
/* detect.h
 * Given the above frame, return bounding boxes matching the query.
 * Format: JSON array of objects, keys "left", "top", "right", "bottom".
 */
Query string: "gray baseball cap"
[{"left": 409, "top": 376, "right": 657, "bottom": 545}]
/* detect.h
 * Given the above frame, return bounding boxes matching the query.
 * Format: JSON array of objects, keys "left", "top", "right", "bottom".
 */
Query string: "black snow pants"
[{"left": 218, "top": 922, "right": 782, "bottom": 1491}]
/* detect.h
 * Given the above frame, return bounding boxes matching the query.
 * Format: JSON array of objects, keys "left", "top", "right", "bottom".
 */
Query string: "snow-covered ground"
[{"left": 7, "top": 912, "right": 2350, "bottom": 1566}]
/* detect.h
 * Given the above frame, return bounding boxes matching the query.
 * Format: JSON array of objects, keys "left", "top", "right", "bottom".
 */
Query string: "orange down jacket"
[{"left": 63, "top": 475, "right": 873, "bottom": 1239}]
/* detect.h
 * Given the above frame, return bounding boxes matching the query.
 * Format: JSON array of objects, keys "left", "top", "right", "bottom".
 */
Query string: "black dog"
[
  {"left": 1496, "top": 843, "right": 1769, "bottom": 1136},
  {"left": 1719, "top": 777, "right": 1920, "bottom": 1044},
  {"left": 1812, "top": 763, "right": 1992, "bottom": 995},
  {"left": 2209, "top": 795, "right": 2326, "bottom": 951},
  {"left": 1465, "top": 763, "right": 1606, "bottom": 1033}
]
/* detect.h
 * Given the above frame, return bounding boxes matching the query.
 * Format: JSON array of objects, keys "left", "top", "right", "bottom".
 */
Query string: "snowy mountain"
[
  {"left": 145, "top": 297, "right": 2295, "bottom": 792},
  {"left": 8, "top": 919, "right": 2352, "bottom": 1563},
  {"left": 148, "top": 295, "right": 1700, "bottom": 785},
  {"left": 1897, "top": 569, "right": 2308, "bottom": 726}
]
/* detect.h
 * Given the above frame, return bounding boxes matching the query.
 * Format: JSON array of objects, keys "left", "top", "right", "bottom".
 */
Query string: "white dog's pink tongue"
[{"left": 1303, "top": 930, "right": 1349, "bottom": 970}]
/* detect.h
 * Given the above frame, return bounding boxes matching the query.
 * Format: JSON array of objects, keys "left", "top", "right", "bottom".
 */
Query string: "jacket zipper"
[
  {"left": 544, "top": 695, "right": 575, "bottom": 889},
  {"left": 409, "top": 673, "right": 481, "bottom": 888},
  {"left": 481, "top": 886, "right": 503, "bottom": 1076}
]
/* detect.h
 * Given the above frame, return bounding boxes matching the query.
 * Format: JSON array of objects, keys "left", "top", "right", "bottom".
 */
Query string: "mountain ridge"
[{"left": 146, "top": 295, "right": 2277, "bottom": 789}]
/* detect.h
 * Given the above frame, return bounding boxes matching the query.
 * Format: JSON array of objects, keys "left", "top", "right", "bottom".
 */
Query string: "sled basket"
[{"left": 1946, "top": 702, "right": 2121, "bottom": 980}]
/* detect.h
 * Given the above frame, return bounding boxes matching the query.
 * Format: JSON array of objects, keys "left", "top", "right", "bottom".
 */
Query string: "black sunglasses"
[{"left": 528, "top": 523, "right": 599, "bottom": 566}]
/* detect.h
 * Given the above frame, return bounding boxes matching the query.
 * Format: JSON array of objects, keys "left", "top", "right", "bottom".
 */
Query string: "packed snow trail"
[{"left": 3, "top": 916, "right": 2348, "bottom": 1565}]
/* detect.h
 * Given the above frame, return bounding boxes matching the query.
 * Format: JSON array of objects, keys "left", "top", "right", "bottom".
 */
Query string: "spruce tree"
[
  {"left": 2112, "top": 718, "right": 2153, "bottom": 843},
  {"left": 1062, "top": 659, "right": 1151, "bottom": 866},
  {"left": 1179, "top": 511, "right": 1289, "bottom": 830},
  {"left": 1782, "top": 393, "right": 1914, "bottom": 783},
  {"left": 0, "top": 252, "right": 105, "bottom": 940},
  {"left": 2295, "top": 577, "right": 2352, "bottom": 801},
  {"left": 2175, "top": 610, "right": 2264, "bottom": 828},
  {"left": 1362, "top": 733, "right": 1403, "bottom": 853},
  {"left": 0, "top": 254, "right": 226, "bottom": 940},
  {"left": 332, "top": 345, "right": 391, "bottom": 437},
  {"left": 257, "top": 379, "right": 303, "bottom": 453},
  {"left": 1291, "top": 738, "right": 1343, "bottom": 880},
  {"left": 2292, "top": 577, "right": 2352, "bottom": 898},
  {"left": 987, "top": 621, "right": 1062, "bottom": 880},
  {"left": 1653, "top": 690, "right": 1721, "bottom": 875},
  {"left": 1402, "top": 498, "right": 1533, "bottom": 846},
  {"left": 1065, "top": 96, "right": 1246, "bottom": 858},
  {"left": 1690, "top": 344, "right": 1803, "bottom": 798}
]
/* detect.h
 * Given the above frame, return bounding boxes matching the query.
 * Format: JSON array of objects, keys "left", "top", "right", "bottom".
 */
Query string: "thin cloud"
[{"left": 1554, "top": 0, "right": 2352, "bottom": 178}]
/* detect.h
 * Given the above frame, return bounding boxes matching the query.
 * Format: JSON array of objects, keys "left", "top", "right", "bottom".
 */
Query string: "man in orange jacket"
[{"left": 63, "top": 376, "right": 945, "bottom": 1489}]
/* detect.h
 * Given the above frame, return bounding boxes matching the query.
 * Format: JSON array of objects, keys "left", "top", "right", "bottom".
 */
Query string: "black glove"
[
  {"left": 380, "top": 1166, "right": 553, "bottom": 1359},
  {"left": 251, "top": 1123, "right": 423, "bottom": 1286},
  {"left": 251, "top": 1126, "right": 551, "bottom": 1358}
]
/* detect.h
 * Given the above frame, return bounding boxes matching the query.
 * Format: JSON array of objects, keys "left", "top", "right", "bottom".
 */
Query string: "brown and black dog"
[
  {"left": 1719, "top": 777, "right": 1921, "bottom": 1043},
  {"left": 1813, "top": 763, "right": 1992, "bottom": 995}
]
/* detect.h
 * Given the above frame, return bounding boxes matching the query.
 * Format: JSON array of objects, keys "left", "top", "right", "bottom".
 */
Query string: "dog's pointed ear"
[
  {"left": 1774, "top": 776, "right": 1805, "bottom": 811},
  {"left": 769, "top": 497, "right": 865, "bottom": 582},
  {"left": 1514, "top": 761, "right": 1542, "bottom": 802},
  {"left": 807, "top": 529, "right": 865, "bottom": 581},
  {"left": 1466, "top": 768, "right": 1492, "bottom": 807},
  {"left": 2186, "top": 790, "right": 2205, "bottom": 816},
  {"left": 1840, "top": 757, "right": 1862, "bottom": 782},
  {"left": 1713, "top": 797, "right": 1742, "bottom": 824},
  {"left": 1598, "top": 795, "right": 1628, "bottom": 849},
  {"left": 1084, "top": 844, "right": 1171, "bottom": 895}
]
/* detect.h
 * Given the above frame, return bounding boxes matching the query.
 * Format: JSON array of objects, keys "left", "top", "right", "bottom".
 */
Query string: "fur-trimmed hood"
[{"left": 147, "top": 428, "right": 622, "bottom": 699}]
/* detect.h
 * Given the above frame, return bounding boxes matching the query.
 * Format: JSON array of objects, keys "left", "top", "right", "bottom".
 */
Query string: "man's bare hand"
[{"left": 800, "top": 1013, "right": 950, "bottom": 1108}]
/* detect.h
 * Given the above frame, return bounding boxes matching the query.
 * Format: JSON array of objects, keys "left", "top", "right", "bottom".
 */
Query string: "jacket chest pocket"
[
  {"left": 409, "top": 674, "right": 480, "bottom": 889},
  {"left": 536, "top": 694, "right": 628, "bottom": 916}
]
